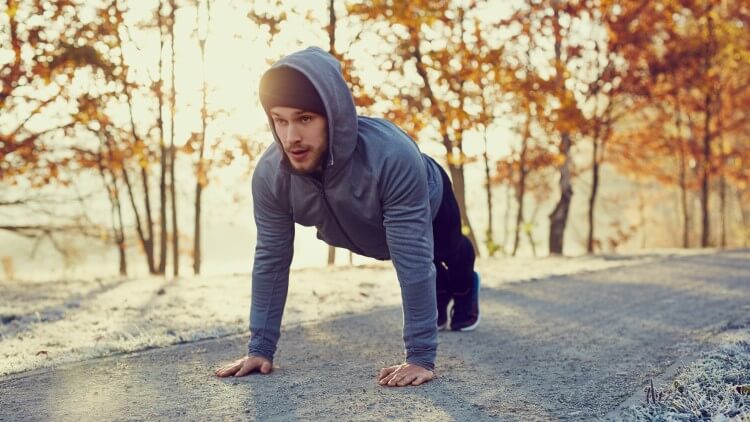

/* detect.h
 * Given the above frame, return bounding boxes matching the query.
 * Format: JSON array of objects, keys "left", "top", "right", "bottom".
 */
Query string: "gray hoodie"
[{"left": 249, "top": 47, "right": 444, "bottom": 370}]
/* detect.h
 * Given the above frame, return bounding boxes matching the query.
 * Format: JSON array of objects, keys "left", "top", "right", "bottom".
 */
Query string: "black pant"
[{"left": 431, "top": 164, "right": 476, "bottom": 304}]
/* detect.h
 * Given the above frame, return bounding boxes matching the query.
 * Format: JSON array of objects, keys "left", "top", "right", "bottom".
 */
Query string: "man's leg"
[
  {"left": 431, "top": 168, "right": 479, "bottom": 331},
  {"left": 435, "top": 260, "right": 451, "bottom": 330}
]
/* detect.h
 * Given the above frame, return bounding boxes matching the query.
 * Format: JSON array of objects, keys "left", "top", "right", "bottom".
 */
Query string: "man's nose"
[{"left": 284, "top": 124, "right": 302, "bottom": 143}]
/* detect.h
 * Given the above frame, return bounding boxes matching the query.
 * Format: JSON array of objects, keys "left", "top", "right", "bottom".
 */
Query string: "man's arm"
[
  {"left": 379, "top": 142, "right": 438, "bottom": 372},
  {"left": 247, "top": 166, "right": 294, "bottom": 362}
]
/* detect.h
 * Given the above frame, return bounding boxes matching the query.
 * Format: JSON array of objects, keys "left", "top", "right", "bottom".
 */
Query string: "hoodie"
[{"left": 248, "top": 46, "right": 444, "bottom": 370}]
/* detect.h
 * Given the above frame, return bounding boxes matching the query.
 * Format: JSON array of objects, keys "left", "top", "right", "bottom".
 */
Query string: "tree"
[
  {"left": 612, "top": 0, "right": 750, "bottom": 248},
  {"left": 349, "top": 0, "right": 525, "bottom": 256},
  {"left": 1, "top": 0, "right": 117, "bottom": 262}
]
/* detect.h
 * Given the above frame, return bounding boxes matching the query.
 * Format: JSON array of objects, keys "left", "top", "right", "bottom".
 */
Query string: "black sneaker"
[{"left": 450, "top": 272, "right": 481, "bottom": 331}]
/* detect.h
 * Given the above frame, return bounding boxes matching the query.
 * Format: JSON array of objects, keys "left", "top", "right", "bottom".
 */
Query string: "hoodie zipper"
[{"left": 316, "top": 172, "right": 365, "bottom": 256}]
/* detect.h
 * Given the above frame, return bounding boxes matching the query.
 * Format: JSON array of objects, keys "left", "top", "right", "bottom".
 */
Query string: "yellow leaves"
[
  {"left": 197, "top": 165, "right": 208, "bottom": 188},
  {"left": 552, "top": 153, "right": 567, "bottom": 167},
  {"left": 181, "top": 132, "right": 202, "bottom": 155},
  {"left": 181, "top": 140, "right": 195, "bottom": 154},
  {"left": 222, "top": 150, "right": 235, "bottom": 165},
  {"left": 6, "top": 3, "right": 17, "bottom": 19}
]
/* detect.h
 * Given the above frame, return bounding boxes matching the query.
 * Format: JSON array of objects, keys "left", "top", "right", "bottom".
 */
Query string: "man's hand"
[
  {"left": 214, "top": 355, "right": 273, "bottom": 378},
  {"left": 378, "top": 363, "right": 434, "bottom": 387}
]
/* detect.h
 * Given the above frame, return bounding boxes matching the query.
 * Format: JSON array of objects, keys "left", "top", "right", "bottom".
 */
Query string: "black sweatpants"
[{"left": 431, "top": 164, "right": 476, "bottom": 304}]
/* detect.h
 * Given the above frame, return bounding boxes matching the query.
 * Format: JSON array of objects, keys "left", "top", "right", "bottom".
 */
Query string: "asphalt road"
[{"left": 1, "top": 250, "right": 749, "bottom": 421}]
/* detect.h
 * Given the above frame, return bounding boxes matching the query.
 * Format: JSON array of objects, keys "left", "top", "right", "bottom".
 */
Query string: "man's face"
[{"left": 270, "top": 106, "right": 328, "bottom": 174}]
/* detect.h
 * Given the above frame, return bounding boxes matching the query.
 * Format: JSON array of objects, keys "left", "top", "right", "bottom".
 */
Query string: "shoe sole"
[{"left": 456, "top": 313, "right": 480, "bottom": 331}]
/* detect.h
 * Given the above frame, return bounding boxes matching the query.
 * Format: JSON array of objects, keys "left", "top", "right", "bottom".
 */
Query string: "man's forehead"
[{"left": 270, "top": 107, "right": 308, "bottom": 117}]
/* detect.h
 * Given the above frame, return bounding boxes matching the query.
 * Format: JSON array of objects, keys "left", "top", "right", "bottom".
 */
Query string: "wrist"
[{"left": 406, "top": 360, "right": 434, "bottom": 372}]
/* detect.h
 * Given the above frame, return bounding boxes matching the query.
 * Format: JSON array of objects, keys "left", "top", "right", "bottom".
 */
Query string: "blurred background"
[{"left": 1, "top": 0, "right": 748, "bottom": 281}]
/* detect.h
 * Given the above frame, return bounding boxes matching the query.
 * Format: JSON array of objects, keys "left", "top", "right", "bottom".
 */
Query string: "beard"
[{"left": 281, "top": 146, "right": 328, "bottom": 175}]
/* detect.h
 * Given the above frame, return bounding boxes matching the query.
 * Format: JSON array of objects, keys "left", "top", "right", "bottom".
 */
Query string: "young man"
[{"left": 215, "top": 47, "right": 480, "bottom": 387}]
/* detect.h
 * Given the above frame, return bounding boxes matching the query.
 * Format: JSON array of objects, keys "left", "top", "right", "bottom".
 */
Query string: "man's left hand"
[{"left": 378, "top": 363, "right": 434, "bottom": 387}]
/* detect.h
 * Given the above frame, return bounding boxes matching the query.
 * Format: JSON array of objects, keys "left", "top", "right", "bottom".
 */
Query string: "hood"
[{"left": 260, "top": 47, "right": 358, "bottom": 177}]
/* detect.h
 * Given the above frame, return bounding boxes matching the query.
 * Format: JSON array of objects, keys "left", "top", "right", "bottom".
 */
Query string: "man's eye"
[
  {"left": 275, "top": 119, "right": 287, "bottom": 125},
  {"left": 301, "top": 115, "right": 312, "bottom": 123}
]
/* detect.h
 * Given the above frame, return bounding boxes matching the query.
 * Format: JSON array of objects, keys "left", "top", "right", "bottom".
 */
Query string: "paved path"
[{"left": 2, "top": 250, "right": 749, "bottom": 421}]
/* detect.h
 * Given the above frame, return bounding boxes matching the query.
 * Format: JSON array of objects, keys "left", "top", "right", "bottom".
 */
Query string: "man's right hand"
[{"left": 214, "top": 355, "right": 273, "bottom": 377}]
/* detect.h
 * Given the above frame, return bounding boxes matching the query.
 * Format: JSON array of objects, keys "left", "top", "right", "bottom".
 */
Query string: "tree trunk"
[
  {"left": 113, "top": 0, "right": 156, "bottom": 273},
  {"left": 548, "top": 5, "right": 573, "bottom": 256},
  {"left": 194, "top": 181, "right": 202, "bottom": 274},
  {"left": 512, "top": 116, "right": 530, "bottom": 257},
  {"left": 700, "top": 91, "right": 711, "bottom": 248},
  {"left": 677, "top": 107, "right": 690, "bottom": 248},
  {"left": 700, "top": 14, "right": 715, "bottom": 248},
  {"left": 193, "top": 0, "right": 211, "bottom": 275},
  {"left": 527, "top": 204, "right": 540, "bottom": 257},
  {"left": 98, "top": 141, "right": 127, "bottom": 276},
  {"left": 717, "top": 84, "right": 726, "bottom": 249},
  {"left": 169, "top": 0, "right": 179, "bottom": 276},
  {"left": 157, "top": 2, "right": 168, "bottom": 274},
  {"left": 502, "top": 153, "right": 514, "bottom": 256},
  {"left": 412, "top": 38, "right": 478, "bottom": 255},
  {"left": 327, "top": 247, "right": 335, "bottom": 266},
  {"left": 328, "top": 0, "right": 335, "bottom": 54},
  {"left": 719, "top": 174, "right": 726, "bottom": 248},
  {"left": 139, "top": 167, "right": 155, "bottom": 268},
  {"left": 111, "top": 171, "right": 127, "bottom": 276},
  {"left": 587, "top": 139, "right": 599, "bottom": 254},
  {"left": 586, "top": 114, "right": 604, "bottom": 254},
  {"left": 452, "top": 16, "right": 479, "bottom": 256},
  {"left": 482, "top": 127, "right": 496, "bottom": 256},
  {"left": 121, "top": 162, "right": 151, "bottom": 270},
  {"left": 738, "top": 188, "right": 749, "bottom": 248},
  {"left": 549, "top": 132, "right": 573, "bottom": 255},
  {"left": 447, "top": 162, "right": 479, "bottom": 254}
]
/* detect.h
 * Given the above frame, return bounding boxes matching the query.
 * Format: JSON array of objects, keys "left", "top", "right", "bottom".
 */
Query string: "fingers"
[
  {"left": 378, "top": 364, "right": 434, "bottom": 387},
  {"left": 396, "top": 373, "right": 418, "bottom": 387},
  {"left": 410, "top": 371, "right": 434, "bottom": 386},
  {"left": 378, "top": 365, "right": 402, "bottom": 385},
  {"left": 215, "top": 357, "right": 272, "bottom": 378},
  {"left": 378, "top": 365, "right": 398, "bottom": 382},
  {"left": 214, "top": 359, "right": 244, "bottom": 377},
  {"left": 233, "top": 359, "right": 258, "bottom": 377},
  {"left": 387, "top": 371, "right": 411, "bottom": 387}
]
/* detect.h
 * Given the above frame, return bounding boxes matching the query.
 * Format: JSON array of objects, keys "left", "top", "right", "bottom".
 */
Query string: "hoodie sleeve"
[
  {"left": 380, "top": 143, "right": 438, "bottom": 371},
  {"left": 247, "top": 165, "right": 294, "bottom": 361}
]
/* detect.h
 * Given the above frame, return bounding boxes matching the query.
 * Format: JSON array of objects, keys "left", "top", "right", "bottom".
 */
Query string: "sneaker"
[{"left": 450, "top": 271, "right": 480, "bottom": 331}]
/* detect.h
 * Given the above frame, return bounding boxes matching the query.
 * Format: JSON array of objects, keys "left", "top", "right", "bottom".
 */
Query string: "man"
[{"left": 215, "top": 47, "right": 480, "bottom": 387}]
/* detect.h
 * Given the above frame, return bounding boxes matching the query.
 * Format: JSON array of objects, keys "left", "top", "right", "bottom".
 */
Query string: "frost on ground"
[
  {"left": 624, "top": 332, "right": 750, "bottom": 421},
  {"left": 0, "top": 251, "right": 696, "bottom": 377}
]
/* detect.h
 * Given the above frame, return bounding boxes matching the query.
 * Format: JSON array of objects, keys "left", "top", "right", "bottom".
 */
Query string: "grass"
[{"left": 625, "top": 333, "right": 750, "bottom": 421}]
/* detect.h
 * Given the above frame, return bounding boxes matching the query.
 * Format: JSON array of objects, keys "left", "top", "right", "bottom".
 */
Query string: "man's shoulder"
[
  {"left": 357, "top": 116, "right": 408, "bottom": 139},
  {"left": 357, "top": 116, "right": 419, "bottom": 157}
]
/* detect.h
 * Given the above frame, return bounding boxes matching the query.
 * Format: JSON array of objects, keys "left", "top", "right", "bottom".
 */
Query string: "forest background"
[{"left": 1, "top": 0, "right": 749, "bottom": 281}]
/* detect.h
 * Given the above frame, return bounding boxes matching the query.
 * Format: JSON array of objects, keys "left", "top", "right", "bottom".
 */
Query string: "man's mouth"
[{"left": 288, "top": 148, "right": 310, "bottom": 162}]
